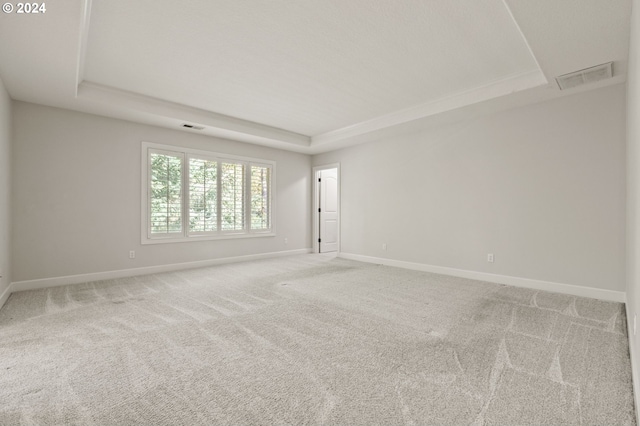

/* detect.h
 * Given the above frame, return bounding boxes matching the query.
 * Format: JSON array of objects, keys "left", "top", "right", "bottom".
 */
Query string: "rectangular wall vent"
[
  {"left": 182, "top": 123, "right": 205, "bottom": 130},
  {"left": 556, "top": 62, "right": 613, "bottom": 90}
]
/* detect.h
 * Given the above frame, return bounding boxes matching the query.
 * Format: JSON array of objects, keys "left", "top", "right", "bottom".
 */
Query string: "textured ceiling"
[
  {"left": 507, "top": 0, "right": 631, "bottom": 77},
  {"left": 0, "top": 0, "right": 632, "bottom": 153},
  {"left": 84, "top": 0, "right": 538, "bottom": 136}
]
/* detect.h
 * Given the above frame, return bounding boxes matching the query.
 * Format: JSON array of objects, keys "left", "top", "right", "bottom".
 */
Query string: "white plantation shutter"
[
  {"left": 188, "top": 157, "right": 217, "bottom": 233},
  {"left": 221, "top": 161, "right": 245, "bottom": 231},
  {"left": 149, "top": 150, "right": 183, "bottom": 236},
  {"left": 250, "top": 165, "right": 271, "bottom": 231},
  {"left": 143, "top": 143, "right": 274, "bottom": 243}
]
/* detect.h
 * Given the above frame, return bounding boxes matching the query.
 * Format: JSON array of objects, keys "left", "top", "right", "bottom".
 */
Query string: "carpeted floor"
[{"left": 0, "top": 254, "right": 635, "bottom": 425}]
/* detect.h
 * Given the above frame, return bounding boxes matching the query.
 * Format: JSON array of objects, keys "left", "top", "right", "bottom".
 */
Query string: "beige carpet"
[{"left": 0, "top": 255, "right": 635, "bottom": 425}]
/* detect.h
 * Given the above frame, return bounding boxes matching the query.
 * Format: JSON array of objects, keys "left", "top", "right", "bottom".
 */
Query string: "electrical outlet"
[
  {"left": 487, "top": 253, "right": 494, "bottom": 263},
  {"left": 129, "top": 250, "right": 135, "bottom": 259},
  {"left": 284, "top": 237, "right": 288, "bottom": 245},
  {"left": 382, "top": 243, "right": 387, "bottom": 251}
]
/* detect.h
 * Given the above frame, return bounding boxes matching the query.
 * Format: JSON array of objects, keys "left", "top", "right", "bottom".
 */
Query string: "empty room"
[{"left": 1, "top": 0, "right": 639, "bottom": 424}]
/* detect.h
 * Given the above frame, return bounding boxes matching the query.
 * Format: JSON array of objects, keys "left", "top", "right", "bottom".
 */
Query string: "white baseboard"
[
  {"left": 6, "top": 248, "right": 626, "bottom": 304},
  {"left": 626, "top": 303, "right": 640, "bottom": 425},
  {"left": 339, "top": 252, "right": 626, "bottom": 303},
  {"left": 0, "top": 282, "right": 11, "bottom": 311},
  {"left": 11, "top": 248, "right": 312, "bottom": 293}
]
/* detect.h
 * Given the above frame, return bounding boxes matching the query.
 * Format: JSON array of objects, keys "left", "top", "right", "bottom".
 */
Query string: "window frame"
[{"left": 141, "top": 142, "right": 275, "bottom": 245}]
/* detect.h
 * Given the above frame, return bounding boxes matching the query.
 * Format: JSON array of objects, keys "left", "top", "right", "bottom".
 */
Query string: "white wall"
[
  {"left": 11, "top": 102, "right": 311, "bottom": 282},
  {"left": 313, "top": 84, "right": 626, "bottom": 292},
  {"left": 626, "top": 0, "right": 640, "bottom": 416},
  {"left": 0, "top": 77, "right": 11, "bottom": 296}
]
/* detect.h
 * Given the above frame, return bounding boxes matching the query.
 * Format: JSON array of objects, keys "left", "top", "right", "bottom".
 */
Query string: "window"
[
  {"left": 142, "top": 142, "right": 274, "bottom": 244},
  {"left": 221, "top": 162, "right": 245, "bottom": 231},
  {"left": 188, "top": 157, "right": 217, "bottom": 234},
  {"left": 150, "top": 150, "right": 183, "bottom": 235},
  {"left": 251, "top": 165, "right": 271, "bottom": 230}
]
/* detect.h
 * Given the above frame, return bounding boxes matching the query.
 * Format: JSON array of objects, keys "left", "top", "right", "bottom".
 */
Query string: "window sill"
[{"left": 141, "top": 232, "right": 276, "bottom": 245}]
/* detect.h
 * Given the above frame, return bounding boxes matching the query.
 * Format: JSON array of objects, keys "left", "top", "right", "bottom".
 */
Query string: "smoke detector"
[
  {"left": 555, "top": 62, "right": 613, "bottom": 90},
  {"left": 182, "top": 123, "right": 204, "bottom": 130}
]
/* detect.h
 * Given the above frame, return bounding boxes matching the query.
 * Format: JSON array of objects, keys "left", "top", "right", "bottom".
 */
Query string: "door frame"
[{"left": 312, "top": 163, "right": 341, "bottom": 254}]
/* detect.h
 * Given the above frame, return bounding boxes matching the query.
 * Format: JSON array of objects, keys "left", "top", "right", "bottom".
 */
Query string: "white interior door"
[{"left": 319, "top": 168, "right": 338, "bottom": 253}]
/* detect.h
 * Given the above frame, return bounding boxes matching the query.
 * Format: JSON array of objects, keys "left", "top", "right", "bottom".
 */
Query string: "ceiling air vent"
[
  {"left": 556, "top": 62, "right": 613, "bottom": 90},
  {"left": 182, "top": 123, "right": 204, "bottom": 130}
]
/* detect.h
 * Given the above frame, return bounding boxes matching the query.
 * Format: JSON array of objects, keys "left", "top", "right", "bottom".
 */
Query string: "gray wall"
[
  {"left": 0, "top": 77, "right": 11, "bottom": 293},
  {"left": 626, "top": 0, "right": 640, "bottom": 411},
  {"left": 7, "top": 81, "right": 629, "bottom": 294},
  {"left": 313, "top": 84, "right": 626, "bottom": 292},
  {"left": 11, "top": 102, "right": 312, "bottom": 282}
]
